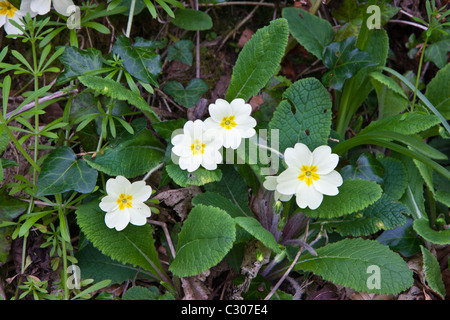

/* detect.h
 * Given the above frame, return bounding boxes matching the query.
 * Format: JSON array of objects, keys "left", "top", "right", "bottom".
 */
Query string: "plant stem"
[{"left": 410, "top": 36, "right": 428, "bottom": 112}]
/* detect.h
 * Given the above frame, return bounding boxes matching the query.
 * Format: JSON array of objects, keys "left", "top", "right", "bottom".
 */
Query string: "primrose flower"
[
  {"left": 99, "top": 176, "right": 152, "bottom": 231},
  {"left": 171, "top": 119, "right": 223, "bottom": 172},
  {"left": 20, "top": 0, "right": 75, "bottom": 16},
  {"left": 204, "top": 98, "right": 257, "bottom": 149},
  {"left": 263, "top": 176, "right": 293, "bottom": 202},
  {"left": 0, "top": 1, "right": 25, "bottom": 35},
  {"left": 276, "top": 143, "right": 343, "bottom": 210}
]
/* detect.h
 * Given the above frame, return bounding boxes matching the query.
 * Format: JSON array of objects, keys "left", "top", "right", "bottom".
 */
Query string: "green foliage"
[
  {"left": 57, "top": 47, "right": 104, "bottom": 85},
  {"left": 235, "top": 217, "right": 280, "bottom": 253},
  {"left": 75, "top": 199, "right": 167, "bottom": 282},
  {"left": 165, "top": 164, "right": 222, "bottom": 187},
  {"left": 163, "top": 79, "right": 208, "bottom": 108},
  {"left": 425, "top": 63, "right": 450, "bottom": 119},
  {"left": 295, "top": 238, "right": 414, "bottom": 294},
  {"left": 36, "top": 146, "right": 98, "bottom": 196},
  {"left": 420, "top": 246, "right": 446, "bottom": 299},
  {"left": 413, "top": 218, "right": 450, "bottom": 245},
  {"left": 282, "top": 8, "right": 334, "bottom": 60},
  {"left": 169, "top": 205, "right": 236, "bottom": 277},
  {"left": 269, "top": 77, "right": 332, "bottom": 153},
  {"left": 226, "top": 18, "right": 289, "bottom": 102},
  {"left": 167, "top": 40, "right": 194, "bottom": 66},
  {"left": 171, "top": 9, "right": 212, "bottom": 31}
]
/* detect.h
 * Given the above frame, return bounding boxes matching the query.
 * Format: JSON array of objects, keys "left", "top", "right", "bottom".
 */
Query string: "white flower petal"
[
  {"left": 20, "top": 0, "right": 38, "bottom": 17},
  {"left": 52, "top": 0, "right": 74, "bottom": 16},
  {"left": 106, "top": 176, "right": 128, "bottom": 197},
  {"left": 105, "top": 209, "right": 130, "bottom": 231},
  {"left": 0, "top": 14, "right": 6, "bottom": 28},
  {"left": 179, "top": 155, "right": 202, "bottom": 172},
  {"left": 231, "top": 99, "right": 251, "bottom": 117},
  {"left": 99, "top": 195, "right": 118, "bottom": 212},
  {"left": 284, "top": 143, "right": 312, "bottom": 170},
  {"left": 263, "top": 176, "right": 278, "bottom": 191},
  {"left": 295, "top": 183, "right": 323, "bottom": 210},
  {"left": 312, "top": 145, "right": 339, "bottom": 174},
  {"left": 209, "top": 99, "right": 231, "bottom": 122},
  {"left": 127, "top": 180, "right": 152, "bottom": 202},
  {"left": 4, "top": 13, "right": 24, "bottom": 35},
  {"left": 129, "top": 203, "right": 151, "bottom": 226},
  {"left": 276, "top": 167, "right": 301, "bottom": 195},
  {"left": 313, "top": 170, "right": 343, "bottom": 196},
  {"left": 31, "top": 0, "right": 51, "bottom": 15}
]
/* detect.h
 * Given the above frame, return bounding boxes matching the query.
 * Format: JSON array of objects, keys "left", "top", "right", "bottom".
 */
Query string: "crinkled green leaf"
[
  {"left": 420, "top": 245, "right": 446, "bottom": 299},
  {"left": 85, "top": 129, "right": 165, "bottom": 179},
  {"left": 169, "top": 204, "right": 236, "bottom": 277},
  {"left": 303, "top": 179, "right": 382, "bottom": 218},
  {"left": 163, "top": 79, "right": 208, "bottom": 108},
  {"left": 165, "top": 164, "right": 222, "bottom": 187},
  {"left": 112, "top": 35, "right": 161, "bottom": 86},
  {"left": 341, "top": 152, "right": 384, "bottom": 184},
  {"left": 226, "top": 18, "right": 289, "bottom": 102},
  {"left": 331, "top": 195, "right": 407, "bottom": 237},
  {"left": 171, "top": 8, "right": 212, "bottom": 31},
  {"left": 414, "top": 218, "right": 450, "bottom": 245},
  {"left": 57, "top": 47, "right": 103, "bottom": 85},
  {"left": 36, "top": 146, "right": 98, "bottom": 196},
  {"left": 295, "top": 238, "right": 414, "bottom": 294},
  {"left": 282, "top": 7, "right": 335, "bottom": 60},
  {"left": 379, "top": 157, "right": 408, "bottom": 201},
  {"left": 234, "top": 217, "right": 280, "bottom": 253},
  {"left": 425, "top": 62, "right": 450, "bottom": 119},
  {"left": 426, "top": 39, "right": 450, "bottom": 69},
  {"left": 75, "top": 199, "right": 166, "bottom": 281},
  {"left": 122, "top": 286, "right": 161, "bottom": 300},
  {"left": 192, "top": 192, "right": 246, "bottom": 219},
  {"left": 269, "top": 77, "right": 332, "bottom": 153},
  {"left": 167, "top": 40, "right": 194, "bottom": 66}
]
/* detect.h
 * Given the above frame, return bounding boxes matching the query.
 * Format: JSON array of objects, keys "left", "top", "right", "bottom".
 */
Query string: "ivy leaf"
[
  {"left": 57, "top": 47, "right": 103, "bottom": 85},
  {"left": 112, "top": 35, "right": 162, "bottom": 87},
  {"left": 36, "top": 146, "right": 98, "bottom": 196},
  {"left": 226, "top": 18, "right": 289, "bottom": 102},
  {"left": 295, "top": 238, "right": 414, "bottom": 294},
  {"left": 75, "top": 199, "right": 167, "bottom": 281},
  {"left": 302, "top": 179, "right": 382, "bottom": 219},
  {"left": 85, "top": 129, "right": 165, "bottom": 179},
  {"left": 341, "top": 152, "right": 384, "bottom": 184},
  {"left": 169, "top": 204, "right": 236, "bottom": 277},
  {"left": 163, "top": 79, "right": 208, "bottom": 108},
  {"left": 322, "top": 36, "right": 378, "bottom": 91},
  {"left": 167, "top": 40, "right": 194, "bottom": 66},
  {"left": 420, "top": 246, "right": 446, "bottom": 299},
  {"left": 165, "top": 164, "right": 222, "bottom": 187},
  {"left": 413, "top": 218, "right": 450, "bottom": 245},
  {"left": 234, "top": 217, "right": 280, "bottom": 253},
  {"left": 282, "top": 8, "right": 335, "bottom": 60},
  {"left": 331, "top": 195, "right": 407, "bottom": 237},
  {"left": 268, "top": 77, "right": 332, "bottom": 153},
  {"left": 171, "top": 9, "right": 212, "bottom": 31}
]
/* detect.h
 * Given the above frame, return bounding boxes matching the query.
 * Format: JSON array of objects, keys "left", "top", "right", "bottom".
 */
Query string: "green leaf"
[
  {"left": 420, "top": 245, "right": 446, "bottom": 299},
  {"left": 78, "top": 75, "right": 159, "bottom": 120},
  {"left": 360, "top": 112, "right": 442, "bottom": 136},
  {"left": 112, "top": 35, "right": 161, "bottom": 87},
  {"left": 225, "top": 18, "right": 289, "bottom": 102},
  {"left": 379, "top": 157, "right": 408, "bottom": 201},
  {"left": 57, "top": 47, "right": 103, "bottom": 85},
  {"left": 269, "top": 77, "right": 332, "bottom": 153},
  {"left": 122, "top": 286, "right": 161, "bottom": 300},
  {"left": 163, "top": 79, "right": 208, "bottom": 108},
  {"left": 36, "top": 146, "right": 98, "bottom": 197},
  {"left": 167, "top": 40, "right": 194, "bottom": 66},
  {"left": 331, "top": 195, "right": 407, "bottom": 237},
  {"left": 204, "top": 166, "right": 253, "bottom": 217},
  {"left": 322, "top": 36, "right": 378, "bottom": 91},
  {"left": 377, "top": 218, "right": 422, "bottom": 258},
  {"left": 303, "top": 179, "right": 383, "bottom": 218},
  {"left": 340, "top": 152, "right": 384, "bottom": 184},
  {"left": 165, "top": 164, "right": 222, "bottom": 187},
  {"left": 169, "top": 204, "right": 236, "bottom": 277},
  {"left": 171, "top": 8, "right": 212, "bottom": 31},
  {"left": 425, "top": 62, "right": 450, "bottom": 120},
  {"left": 413, "top": 218, "right": 450, "bottom": 245},
  {"left": 151, "top": 118, "right": 186, "bottom": 141},
  {"left": 76, "top": 243, "right": 155, "bottom": 284},
  {"left": 234, "top": 217, "right": 280, "bottom": 253},
  {"left": 425, "top": 39, "right": 450, "bottom": 69},
  {"left": 75, "top": 199, "right": 167, "bottom": 281},
  {"left": 282, "top": 7, "right": 334, "bottom": 60},
  {"left": 192, "top": 192, "right": 246, "bottom": 219},
  {"left": 85, "top": 129, "right": 165, "bottom": 179},
  {"left": 294, "top": 238, "right": 414, "bottom": 294}
]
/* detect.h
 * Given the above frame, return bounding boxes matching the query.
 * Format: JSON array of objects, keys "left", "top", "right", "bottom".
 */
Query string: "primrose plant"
[{"left": 0, "top": 0, "right": 448, "bottom": 301}]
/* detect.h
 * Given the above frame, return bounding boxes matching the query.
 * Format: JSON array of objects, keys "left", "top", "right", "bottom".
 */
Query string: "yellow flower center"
[
  {"left": 0, "top": 1, "right": 17, "bottom": 17},
  {"left": 220, "top": 116, "right": 237, "bottom": 130},
  {"left": 298, "top": 165, "right": 320, "bottom": 186},
  {"left": 191, "top": 139, "right": 205, "bottom": 155},
  {"left": 117, "top": 193, "right": 133, "bottom": 210}
]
